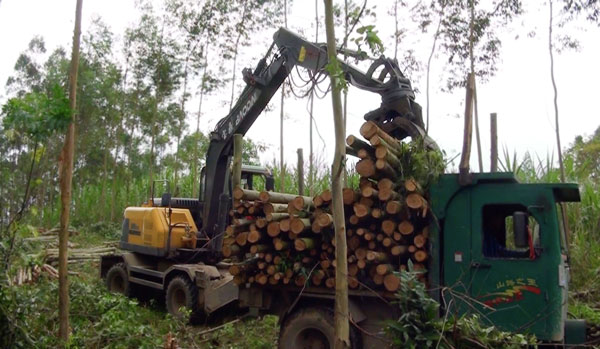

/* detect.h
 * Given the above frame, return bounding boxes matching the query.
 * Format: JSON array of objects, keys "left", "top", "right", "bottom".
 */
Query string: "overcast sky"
[{"left": 1, "top": 0, "right": 599, "bottom": 174}]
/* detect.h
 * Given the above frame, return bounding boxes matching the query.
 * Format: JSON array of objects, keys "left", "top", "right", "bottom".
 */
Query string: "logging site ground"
[{"left": 2, "top": 0, "right": 600, "bottom": 348}]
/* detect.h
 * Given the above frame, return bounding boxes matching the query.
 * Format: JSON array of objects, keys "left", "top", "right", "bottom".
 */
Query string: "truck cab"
[{"left": 430, "top": 173, "right": 585, "bottom": 344}]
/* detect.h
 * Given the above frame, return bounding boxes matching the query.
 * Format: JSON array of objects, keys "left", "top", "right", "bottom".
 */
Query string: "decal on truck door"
[{"left": 480, "top": 278, "right": 541, "bottom": 308}]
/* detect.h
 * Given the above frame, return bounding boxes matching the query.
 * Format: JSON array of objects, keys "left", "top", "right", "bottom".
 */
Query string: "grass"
[{"left": 0, "top": 223, "right": 279, "bottom": 348}]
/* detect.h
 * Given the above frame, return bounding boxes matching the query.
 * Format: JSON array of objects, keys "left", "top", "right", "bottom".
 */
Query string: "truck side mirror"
[
  {"left": 161, "top": 192, "right": 172, "bottom": 207},
  {"left": 266, "top": 176, "right": 275, "bottom": 191},
  {"left": 513, "top": 211, "right": 529, "bottom": 248}
]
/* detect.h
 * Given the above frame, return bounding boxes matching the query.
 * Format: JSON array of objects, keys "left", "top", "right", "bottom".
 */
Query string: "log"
[
  {"left": 413, "top": 250, "right": 428, "bottom": 262},
  {"left": 413, "top": 234, "right": 427, "bottom": 249},
  {"left": 404, "top": 178, "right": 421, "bottom": 193},
  {"left": 357, "top": 259, "right": 367, "bottom": 269},
  {"left": 256, "top": 218, "right": 268, "bottom": 229},
  {"left": 398, "top": 221, "right": 414, "bottom": 235},
  {"left": 279, "top": 218, "right": 291, "bottom": 232},
  {"left": 359, "top": 196, "right": 375, "bottom": 207},
  {"left": 375, "top": 145, "right": 401, "bottom": 168},
  {"left": 377, "top": 178, "right": 398, "bottom": 191},
  {"left": 263, "top": 203, "right": 289, "bottom": 215},
  {"left": 384, "top": 274, "right": 400, "bottom": 292},
  {"left": 391, "top": 245, "right": 408, "bottom": 256},
  {"left": 313, "top": 194, "right": 324, "bottom": 208},
  {"left": 376, "top": 264, "right": 394, "bottom": 276},
  {"left": 320, "top": 189, "right": 332, "bottom": 203},
  {"left": 373, "top": 273, "right": 384, "bottom": 286},
  {"left": 362, "top": 121, "right": 402, "bottom": 152},
  {"left": 259, "top": 191, "right": 311, "bottom": 204},
  {"left": 233, "top": 187, "right": 260, "bottom": 201},
  {"left": 247, "top": 230, "right": 264, "bottom": 244},
  {"left": 408, "top": 245, "right": 417, "bottom": 254},
  {"left": 349, "top": 215, "right": 360, "bottom": 225},
  {"left": 348, "top": 264, "right": 359, "bottom": 277},
  {"left": 273, "top": 238, "right": 290, "bottom": 251},
  {"left": 355, "top": 248, "right": 367, "bottom": 260},
  {"left": 311, "top": 220, "right": 322, "bottom": 233},
  {"left": 250, "top": 244, "right": 269, "bottom": 254},
  {"left": 386, "top": 201, "right": 403, "bottom": 215},
  {"left": 266, "top": 265, "right": 277, "bottom": 275},
  {"left": 406, "top": 193, "right": 427, "bottom": 210},
  {"left": 316, "top": 213, "right": 334, "bottom": 228},
  {"left": 266, "top": 212, "right": 290, "bottom": 222},
  {"left": 371, "top": 208, "right": 384, "bottom": 219},
  {"left": 235, "top": 232, "right": 249, "bottom": 246},
  {"left": 346, "top": 134, "right": 375, "bottom": 158},
  {"left": 353, "top": 203, "right": 371, "bottom": 218},
  {"left": 366, "top": 251, "right": 389, "bottom": 262},
  {"left": 381, "top": 220, "right": 397, "bottom": 236},
  {"left": 378, "top": 187, "right": 400, "bottom": 201},
  {"left": 290, "top": 218, "right": 311, "bottom": 235},
  {"left": 294, "top": 275, "right": 307, "bottom": 287},
  {"left": 348, "top": 277, "right": 359, "bottom": 289},
  {"left": 364, "top": 232, "right": 375, "bottom": 241},
  {"left": 342, "top": 188, "right": 359, "bottom": 205},
  {"left": 294, "top": 238, "right": 315, "bottom": 251},
  {"left": 356, "top": 158, "right": 376, "bottom": 178},
  {"left": 325, "top": 277, "right": 335, "bottom": 288},
  {"left": 256, "top": 273, "right": 268, "bottom": 285},
  {"left": 267, "top": 222, "right": 281, "bottom": 237},
  {"left": 375, "top": 159, "right": 398, "bottom": 180},
  {"left": 361, "top": 186, "right": 378, "bottom": 198},
  {"left": 348, "top": 236, "right": 361, "bottom": 251},
  {"left": 292, "top": 196, "right": 314, "bottom": 211},
  {"left": 382, "top": 237, "right": 394, "bottom": 248}
]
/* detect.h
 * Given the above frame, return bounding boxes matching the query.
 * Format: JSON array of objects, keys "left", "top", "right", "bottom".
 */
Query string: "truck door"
[{"left": 469, "top": 184, "right": 561, "bottom": 339}]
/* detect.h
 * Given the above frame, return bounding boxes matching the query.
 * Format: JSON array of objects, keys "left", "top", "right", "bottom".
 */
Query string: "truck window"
[{"left": 482, "top": 204, "right": 540, "bottom": 259}]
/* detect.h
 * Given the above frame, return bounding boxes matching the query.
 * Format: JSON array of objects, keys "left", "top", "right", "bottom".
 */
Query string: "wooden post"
[
  {"left": 59, "top": 0, "right": 83, "bottom": 342},
  {"left": 232, "top": 134, "right": 243, "bottom": 194},
  {"left": 490, "top": 113, "right": 498, "bottom": 172},
  {"left": 324, "top": 0, "right": 350, "bottom": 347},
  {"left": 458, "top": 73, "right": 475, "bottom": 186},
  {"left": 297, "top": 148, "right": 304, "bottom": 195}
]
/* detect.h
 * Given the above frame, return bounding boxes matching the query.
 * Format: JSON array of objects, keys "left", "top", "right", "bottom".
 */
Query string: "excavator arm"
[{"left": 202, "top": 28, "right": 435, "bottom": 254}]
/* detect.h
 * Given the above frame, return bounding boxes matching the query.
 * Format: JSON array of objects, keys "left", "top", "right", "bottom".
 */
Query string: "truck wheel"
[
  {"left": 165, "top": 276, "right": 200, "bottom": 320},
  {"left": 278, "top": 307, "right": 360, "bottom": 349},
  {"left": 106, "top": 263, "right": 131, "bottom": 296}
]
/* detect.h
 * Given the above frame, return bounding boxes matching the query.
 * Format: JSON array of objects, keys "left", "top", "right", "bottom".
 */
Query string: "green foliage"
[
  {"left": 354, "top": 25, "right": 385, "bottom": 56},
  {"left": 1, "top": 84, "right": 72, "bottom": 142},
  {"left": 385, "top": 271, "right": 536, "bottom": 348},
  {"left": 397, "top": 139, "right": 446, "bottom": 190}
]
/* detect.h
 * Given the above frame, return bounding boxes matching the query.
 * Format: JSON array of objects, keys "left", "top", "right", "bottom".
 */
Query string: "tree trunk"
[
  {"left": 309, "top": 0, "right": 318, "bottom": 197},
  {"left": 280, "top": 0, "right": 288, "bottom": 193},
  {"left": 469, "top": 0, "right": 483, "bottom": 172},
  {"left": 548, "top": 0, "right": 571, "bottom": 240},
  {"left": 110, "top": 127, "right": 120, "bottom": 221},
  {"left": 58, "top": 0, "right": 82, "bottom": 342},
  {"left": 100, "top": 143, "right": 109, "bottom": 220},
  {"left": 324, "top": 0, "right": 350, "bottom": 347},
  {"left": 192, "top": 38, "right": 209, "bottom": 198},
  {"left": 148, "top": 122, "right": 156, "bottom": 199},
  {"left": 459, "top": 73, "right": 475, "bottom": 185},
  {"left": 490, "top": 113, "right": 498, "bottom": 172}
]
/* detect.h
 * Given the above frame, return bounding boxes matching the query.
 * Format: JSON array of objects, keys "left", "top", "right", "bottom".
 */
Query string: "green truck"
[{"left": 100, "top": 27, "right": 587, "bottom": 347}]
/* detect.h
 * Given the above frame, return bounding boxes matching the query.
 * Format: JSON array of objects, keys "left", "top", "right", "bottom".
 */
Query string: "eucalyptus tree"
[
  {"left": 421, "top": 0, "right": 522, "bottom": 170},
  {"left": 127, "top": 3, "right": 183, "bottom": 197}
]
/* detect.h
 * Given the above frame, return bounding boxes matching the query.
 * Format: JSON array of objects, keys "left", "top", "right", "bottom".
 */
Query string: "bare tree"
[
  {"left": 280, "top": 0, "right": 288, "bottom": 192},
  {"left": 58, "top": 0, "right": 83, "bottom": 342},
  {"left": 323, "top": 0, "right": 349, "bottom": 347}
]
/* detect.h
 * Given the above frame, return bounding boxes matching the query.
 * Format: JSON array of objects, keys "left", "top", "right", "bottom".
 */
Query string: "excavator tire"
[
  {"left": 278, "top": 306, "right": 361, "bottom": 349},
  {"left": 105, "top": 263, "right": 131, "bottom": 297},
  {"left": 165, "top": 276, "right": 200, "bottom": 321}
]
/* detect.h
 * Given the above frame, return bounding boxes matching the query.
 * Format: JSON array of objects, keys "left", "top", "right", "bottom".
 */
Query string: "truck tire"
[
  {"left": 165, "top": 276, "right": 200, "bottom": 320},
  {"left": 106, "top": 263, "right": 131, "bottom": 297},
  {"left": 278, "top": 307, "right": 361, "bottom": 349}
]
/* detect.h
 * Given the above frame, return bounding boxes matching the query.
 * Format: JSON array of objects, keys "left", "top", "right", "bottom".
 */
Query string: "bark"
[
  {"left": 490, "top": 113, "right": 498, "bottom": 172},
  {"left": 193, "top": 38, "right": 210, "bottom": 198},
  {"left": 469, "top": 0, "right": 483, "bottom": 172},
  {"left": 548, "top": 0, "right": 571, "bottom": 239},
  {"left": 110, "top": 127, "right": 120, "bottom": 221},
  {"left": 58, "top": 0, "right": 82, "bottom": 342},
  {"left": 324, "top": 0, "right": 350, "bottom": 346}
]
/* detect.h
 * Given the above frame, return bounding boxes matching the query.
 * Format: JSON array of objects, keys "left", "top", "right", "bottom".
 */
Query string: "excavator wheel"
[
  {"left": 278, "top": 306, "right": 361, "bottom": 349},
  {"left": 165, "top": 275, "right": 201, "bottom": 321},
  {"left": 106, "top": 263, "right": 131, "bottom": 297}
]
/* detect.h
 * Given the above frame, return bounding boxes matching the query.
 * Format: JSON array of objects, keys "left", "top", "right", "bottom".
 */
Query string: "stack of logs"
[{"left": 223, "top": 121, "right": 430, "bottom": 295}]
